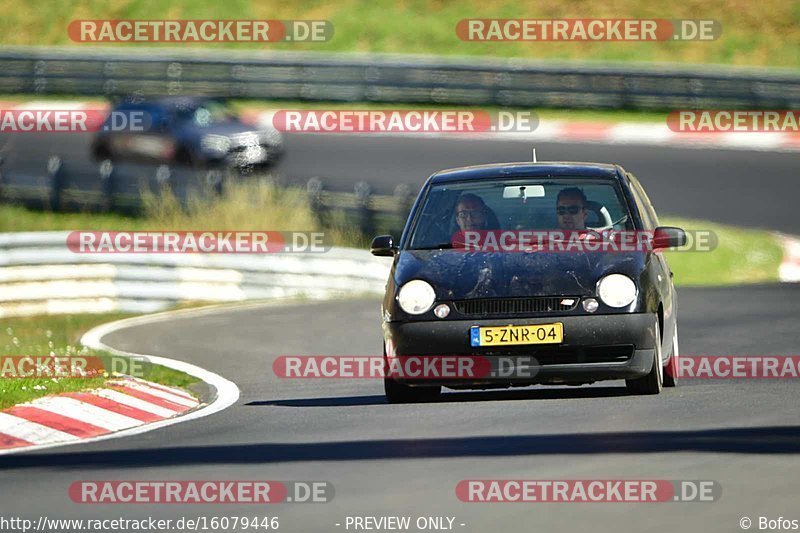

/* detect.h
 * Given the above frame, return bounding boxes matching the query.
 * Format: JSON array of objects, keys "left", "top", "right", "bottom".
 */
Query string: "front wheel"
[
  {"left": 663, "top": 324, "right": 679, "bottom": 387},
  {"left": 383, "top": 344, "right": 441, "bottom": 403},
  {"left": 626, "top": 318, "right": 663, "bottom": 395},
  {"left": 175, "top": 146, "right": 205, "bottom": 169}
]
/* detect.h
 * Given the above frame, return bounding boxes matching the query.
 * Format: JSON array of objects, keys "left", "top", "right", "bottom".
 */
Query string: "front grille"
[
  {"left": 229, "top": 142, "right": 267, "bottom": 153},
  {"left": 479, "top": 345, "right": 634, "bottom": 365},
  {"left": 453, "top": 297, "right": 579, "bottom": 316},
  {"left": 228, "top": 132, "right": 261, "bottom": 147}
]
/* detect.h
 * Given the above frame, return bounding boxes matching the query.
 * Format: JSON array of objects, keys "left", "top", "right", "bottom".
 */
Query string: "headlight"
[
  {"left": 200, "top": 134, "right": 231, "bottom": 155},
  {"left": 597, "top": 274, "right": 637, "bottom": 308},
  {"left": 261, "top": 128, "right": 283, "bottom": 146},
  {"left": 397, "top": 280, "right": 436, "bottom": 315}
]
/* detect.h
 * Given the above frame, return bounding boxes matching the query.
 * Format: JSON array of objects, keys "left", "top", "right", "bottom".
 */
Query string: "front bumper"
[
  {"left": 209, "top": 143, "right": 284, "bottom": 167},
  {"left": 384, "top": 313, "right": 656, "bottom": 387}
]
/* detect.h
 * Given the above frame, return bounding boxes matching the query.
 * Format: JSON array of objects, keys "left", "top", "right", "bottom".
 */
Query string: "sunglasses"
[
  {"left": 556, "top": 205, "right": 584, "bottom": 215},
  {"left": 456, "top": 210, "right": 485, "bottom": 221}
]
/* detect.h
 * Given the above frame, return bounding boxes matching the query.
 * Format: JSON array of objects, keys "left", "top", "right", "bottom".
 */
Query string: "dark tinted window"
[{"left": 407, "top": 177, "right": 634, "bottom": 249}]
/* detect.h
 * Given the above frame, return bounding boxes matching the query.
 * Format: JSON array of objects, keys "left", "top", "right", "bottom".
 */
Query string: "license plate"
[{"left": 470, "top": 323, "right": 563, "bottom": 347}]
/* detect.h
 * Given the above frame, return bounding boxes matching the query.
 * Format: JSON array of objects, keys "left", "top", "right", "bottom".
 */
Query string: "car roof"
[
  {"left": 155, "top": 96, "right": 219, "bottom": 108},
  {"left": 114, "top": 96, "right": 220, "bottom": 111},
  {"left": 428, "top": 162, "right": 624, "bottom": 185}
]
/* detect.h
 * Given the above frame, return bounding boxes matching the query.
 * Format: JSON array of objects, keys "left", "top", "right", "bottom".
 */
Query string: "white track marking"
[
  {"left": 31, "top": 396, "right": 144, "bottom": 431},
  {"left": 108, "top": 380, "right": 198, "bottom": 407},
  {"left": 778, "top": 233, "right": 800, "bottom": 283},
  {"left": 127, "top": 376, "right": 197, "bottom": 401},
  {"left": 0, "top": 412, "right": 80, "bottom": 444},
  {"left": 0, "top": 298, "right": 303, "bottom": 454},
  {"left": 94, "top": 389, "right": 180, "bottom": 418}
]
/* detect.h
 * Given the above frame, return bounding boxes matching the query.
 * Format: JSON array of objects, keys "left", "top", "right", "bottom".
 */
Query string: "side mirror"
[
  {"left": 370, "top": 235, "right": 397, "bottom": 256},
  {"left": 653, "top": 226, "right": 687, "bottom": 249}
]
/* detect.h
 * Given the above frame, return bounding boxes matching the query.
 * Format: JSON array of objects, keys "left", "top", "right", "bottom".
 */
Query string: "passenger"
[{"left": 454, "top": 193, "right": 491, "bottom": 231}]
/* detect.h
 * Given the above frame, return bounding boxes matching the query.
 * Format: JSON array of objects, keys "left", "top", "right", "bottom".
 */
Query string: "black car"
[
  {"left": 92, "top": 97, "right": 284, "bottom": 169},
  {"left": 371, "top": 162, "right": 686, "bottom": 403}
]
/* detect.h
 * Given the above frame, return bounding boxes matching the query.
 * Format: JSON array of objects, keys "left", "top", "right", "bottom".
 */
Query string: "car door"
[
  {"left": 627, "top": 173, "right": 677, "bottom": 346},
  {"left": 108, "top": 104, "right": 176, "bottom": 163}
]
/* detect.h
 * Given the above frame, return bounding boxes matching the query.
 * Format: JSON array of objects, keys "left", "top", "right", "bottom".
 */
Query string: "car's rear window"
[{"left": 406, "top": 177, "right": 634, "bottom": 249}]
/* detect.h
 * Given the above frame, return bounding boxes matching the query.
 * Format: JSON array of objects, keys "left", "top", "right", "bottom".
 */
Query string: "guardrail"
[
  {"left": 0, "top": 157, "right": 411, "bottom": 238},
  {"left": 1, "top": 46, "right": 799, "bottom": 110},
  {"left": 0, "top": 157, "right": 223, "bottom": 215},
  {"left": 0, "top": 231, "right": 391, "bottom": 318}
]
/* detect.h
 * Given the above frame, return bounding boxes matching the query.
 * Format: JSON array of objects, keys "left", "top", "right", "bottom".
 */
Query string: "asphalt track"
[
  {"left": 0, "top": 135, "right": 799, "bottom": 533},
  {"left": 275, "top": 135, "right": 800, "bottom": 234},
  {"left": 2, "top": 129, "right": 800, "bottom": 232}
]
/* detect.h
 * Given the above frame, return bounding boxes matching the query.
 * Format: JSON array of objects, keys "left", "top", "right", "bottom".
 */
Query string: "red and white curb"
[
  {"left": 778, "top": 234, "right": 800, "bottom": 283},
  {"left": 0, "top": 377, "right": 199, "bottom": 450},
  {"left": 246, "top": 110, "right": 800, "bottom": 153},
  {"left": 0, "top": 304, "right": 242, "bottom": 455}
]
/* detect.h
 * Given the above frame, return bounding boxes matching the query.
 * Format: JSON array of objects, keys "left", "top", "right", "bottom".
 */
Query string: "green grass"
[
  {"left": 0, "top": 313, "right": 201, "bottom": 409},
  {"left": 662, "top": 217, "right": 783, "bottom": 286},
  {"left": 0, "top": 179, "right": 365, "bottom": 244},
  {"left": 0, "top": 204, "right": 151, "bottom": 232},
  {"left": 0, "top": 0, "right": 796, "bottom": 68}
]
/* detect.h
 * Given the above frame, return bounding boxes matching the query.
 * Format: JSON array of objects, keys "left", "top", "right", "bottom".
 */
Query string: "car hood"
[
  {"left": 180, "top": 120, "right": 276, "bottom": 142},
  {"left": 394, "top": 249, "right": 647, "bottom": 299}
]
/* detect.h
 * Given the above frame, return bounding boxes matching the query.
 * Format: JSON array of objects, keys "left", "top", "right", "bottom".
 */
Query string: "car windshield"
[
  {"left": 406, "top": 177, "right": 634, "bottom": 250},
  {"left": 173, "top": 101, "right": 234, "bottom": 127}
]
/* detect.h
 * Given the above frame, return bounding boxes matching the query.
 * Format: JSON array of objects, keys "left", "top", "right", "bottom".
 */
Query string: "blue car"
[{"left": 92, "top": 97, "right": 284, "bottom": 169}]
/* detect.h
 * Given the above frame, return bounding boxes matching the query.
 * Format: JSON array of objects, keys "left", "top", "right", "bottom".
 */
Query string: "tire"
[
  {"left": 663, "top": 324, "right": 679, "bottom": 387},
  {"left": 92, "top": 141, "right": 112, "bottom": 162},
  {"left": 626, "top": 317, "right": 663, "bottom": 395},
  {"left": 176, "top": 146, "right": 204, "bottom": 169},
  {"left": 384, "top": 378, "right": 442, "bottom": 404},
  {"left": 383, "top": 344, "right": 441, "bottom": 403}
]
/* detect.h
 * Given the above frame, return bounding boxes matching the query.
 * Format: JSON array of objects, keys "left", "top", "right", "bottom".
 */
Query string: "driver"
[{"left": 556, "top": 187, "right": 588, "bottom": 230}]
